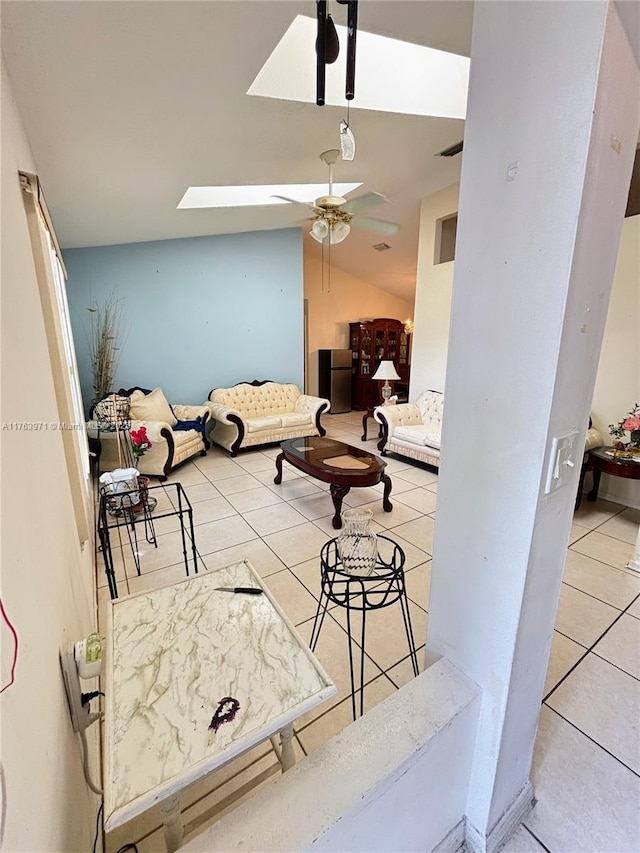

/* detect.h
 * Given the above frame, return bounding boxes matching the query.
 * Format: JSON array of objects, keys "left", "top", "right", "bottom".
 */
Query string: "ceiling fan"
[{"left": 275, "top": 149, "right": 400, "bottom": 245}]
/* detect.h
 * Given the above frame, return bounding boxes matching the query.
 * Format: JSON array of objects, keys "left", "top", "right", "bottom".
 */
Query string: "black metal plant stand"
[
  {"left": 310, "top": 535, "right": 419, "bottom": 721},
  {"left": 97, "top": 481, "right": 198, "bottom": 599}
]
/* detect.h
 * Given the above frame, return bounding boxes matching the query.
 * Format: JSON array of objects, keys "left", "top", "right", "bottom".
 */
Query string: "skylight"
[
  {"left": 247, "top": 15, "right": 469, "bottom": 119},
  {"left": 177, "top": 183, "right": 362, "bottom": 209}
]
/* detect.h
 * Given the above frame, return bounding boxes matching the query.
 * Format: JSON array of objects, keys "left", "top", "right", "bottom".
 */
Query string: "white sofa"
[
  {"left": 374, "top": 390, "right": 443, "bottom": 468},
  {"left": 89, "top": 387, "right": 210, "bottom": 480},
  {"left": 207, "top": 380, "right": 330, "bottom": 456}
]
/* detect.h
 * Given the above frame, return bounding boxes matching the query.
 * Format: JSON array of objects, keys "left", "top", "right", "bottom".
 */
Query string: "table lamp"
[{"left": 372, "top": 360, "right": 401, "bottom": 404}]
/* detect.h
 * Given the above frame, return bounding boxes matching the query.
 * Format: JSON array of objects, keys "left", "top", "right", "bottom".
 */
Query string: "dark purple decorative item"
[{"left": 209, "top": 696, "right": 240, "bottom": 733}]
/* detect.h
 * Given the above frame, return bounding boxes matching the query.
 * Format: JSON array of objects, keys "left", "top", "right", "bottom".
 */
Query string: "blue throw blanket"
[
  {"left": 173, "top": 416, "right": 205, "bottom": 434},
  {"left": 129, "top": 388, "right": 205, "bottom": 434}
]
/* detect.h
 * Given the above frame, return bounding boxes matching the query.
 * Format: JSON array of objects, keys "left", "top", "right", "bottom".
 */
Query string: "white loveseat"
[
  {"left": 207, "top": 380, "right": 330, "bottom": 456},
  {"left": 374, "top": 389, "right": 444, "bottom": 468}
]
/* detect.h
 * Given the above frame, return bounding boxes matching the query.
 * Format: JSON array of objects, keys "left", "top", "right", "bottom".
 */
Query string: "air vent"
[
  {"left": 437, "top": 140, "right": 464, "bottom": 157},
  {"left": 373, "top": 242, "right": 391, "bottom": 252}
]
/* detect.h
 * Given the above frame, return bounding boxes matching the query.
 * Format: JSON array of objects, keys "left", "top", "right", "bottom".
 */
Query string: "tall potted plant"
[{"left": 87, "top": 292, "right": 125, "bottom": 403}]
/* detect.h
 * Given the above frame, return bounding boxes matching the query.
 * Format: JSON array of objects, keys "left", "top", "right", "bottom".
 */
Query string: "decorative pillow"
[{"left": 129, "top": 387, "right": 177, "bottom": 426}]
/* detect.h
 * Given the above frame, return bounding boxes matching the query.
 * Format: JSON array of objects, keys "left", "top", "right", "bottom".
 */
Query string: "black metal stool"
[{"left": 310, "top": 535, "right": 419, "bottom": 721}]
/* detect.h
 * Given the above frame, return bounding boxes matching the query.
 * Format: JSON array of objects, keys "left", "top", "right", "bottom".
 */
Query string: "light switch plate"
[{"left": 545, "top": 429, "right": 580, "bottom": 495}]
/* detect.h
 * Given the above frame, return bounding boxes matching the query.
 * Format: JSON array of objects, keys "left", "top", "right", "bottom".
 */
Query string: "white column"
[{"left": 425, "top": 2, "right": 640, "bottom": 850}]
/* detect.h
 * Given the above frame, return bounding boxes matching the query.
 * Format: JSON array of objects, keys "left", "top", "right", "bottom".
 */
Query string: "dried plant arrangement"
[{"left": 87, "top": 291, "right": 125, "bottom": 401}]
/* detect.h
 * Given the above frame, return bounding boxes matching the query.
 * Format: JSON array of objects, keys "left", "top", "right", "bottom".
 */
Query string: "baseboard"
[
  {"left": 465, "top": 781, "right": 535, "bottom": 853},
  {"left": 590, "top": 487, "right": 640, "bottom": 511},
  {"left": 433, "top": 819, "right": 466, "bottom": 853}
]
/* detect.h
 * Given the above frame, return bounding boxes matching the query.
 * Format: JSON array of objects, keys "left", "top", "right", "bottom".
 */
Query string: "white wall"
[
  {"left": 304, "top": 253, "right": 414, "bottom": 397},
  {"left": 410, "top": 183, "right": 460, "bottom": 398},
  {"left": 413, "top": 183, "right": 639, "bottom": 507},
  {"left": 1, "top": 59, "right": 98, "bottom": 850},
  {"left": 592, "top": 214, "right": 640, "bottom": 506}
]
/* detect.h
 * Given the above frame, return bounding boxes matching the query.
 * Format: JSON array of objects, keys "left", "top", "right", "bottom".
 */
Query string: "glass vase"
[
  {"left": 631, "top": 429, "right": 640, "bottom": 448},
  {"left": 337, "top": 507, "right": 378, "bottom": 576}
]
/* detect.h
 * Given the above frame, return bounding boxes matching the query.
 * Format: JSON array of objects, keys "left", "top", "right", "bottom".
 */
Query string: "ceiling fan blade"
[
  {"left": 271, "top": 195, "right": 314, "bottom": 210},
  {"left": 342, "top": 191, "right": 390, "bottom": 215},
  {"left": 353, "top": 217, "right": 400, "bottom": 235}
]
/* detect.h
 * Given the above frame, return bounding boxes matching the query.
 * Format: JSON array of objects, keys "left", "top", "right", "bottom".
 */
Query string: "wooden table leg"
[
  {"left": 587, "top": 467, "right": 601, "bottom": 501},
  {"left": 330, "top": 484, "right": 350, "bottom": 528},
  {"left": 361, "top": 411, "right": 369, "bottom": 441},
  {"left": 160, "top": 794, "right": 184, "bottom": 852},
  {"left": 575, "top": 459, "right": 590, "bottom": 510},
  {"left": 274, "top": 452, "right": 285, "bottom": 484},
  {"left": 381, "top": 474, "right": 393, "bottom": 512}
]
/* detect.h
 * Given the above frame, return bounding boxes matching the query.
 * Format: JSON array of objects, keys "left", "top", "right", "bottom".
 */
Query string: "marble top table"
[{"left": 104, "top": 560, "right": 336, "bottom": 851}]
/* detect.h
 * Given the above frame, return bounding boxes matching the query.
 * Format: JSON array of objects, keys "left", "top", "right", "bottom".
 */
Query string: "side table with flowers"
[
  {"left": 586, "top": 403, "right": 640, "bottom": 502},
  {"left": 609, "top": 403, "right": 640, "bottom": 458}
]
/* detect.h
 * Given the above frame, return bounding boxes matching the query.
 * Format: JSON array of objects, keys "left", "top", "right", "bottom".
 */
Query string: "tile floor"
[{"left": 97, "top": 412, "right": 640, "bottom": 852}]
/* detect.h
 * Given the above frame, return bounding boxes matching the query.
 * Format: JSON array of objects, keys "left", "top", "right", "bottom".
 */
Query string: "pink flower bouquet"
[{"left": 609, "top": 403, "right": 640, "bottom": 447}]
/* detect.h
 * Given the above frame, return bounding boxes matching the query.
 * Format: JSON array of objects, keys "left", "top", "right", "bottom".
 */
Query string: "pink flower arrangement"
[
  {"left": 609, "top": 403, "right": 640, "bottom": 446},
  {"left": 130, "top": 425, "right": 152, "bottom": 459},
  {"left": 622, "top": 415, "right": 640, "bottom": 432}
]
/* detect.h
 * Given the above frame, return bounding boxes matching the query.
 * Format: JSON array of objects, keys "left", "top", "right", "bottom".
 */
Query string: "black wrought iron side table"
[
  {"left": 97, "top": 481, "right": 198, "bottom": 599},
  {"left": 310, "top": 535, "right": 419, "bottom": 721}
]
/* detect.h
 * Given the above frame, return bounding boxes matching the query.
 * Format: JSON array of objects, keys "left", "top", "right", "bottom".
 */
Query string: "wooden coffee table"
[
  {"left": 587, "top": 446, "right": 640, "bottom": 501},
  {"left": 274, "top": 437, "right": 392, "bottom": 529}
]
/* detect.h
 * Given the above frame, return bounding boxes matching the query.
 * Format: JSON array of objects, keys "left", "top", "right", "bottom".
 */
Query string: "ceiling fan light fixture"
[
  {"left": 311, "top": 219, "right": 330, "bottom": 242},
  {"left": 331, "top": 221, "right": 351, "bottom": 244}
]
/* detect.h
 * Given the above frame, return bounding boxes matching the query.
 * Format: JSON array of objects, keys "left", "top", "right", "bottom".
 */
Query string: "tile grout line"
[
  {"left": 589, "top": 648, "right": 640, "bottom": 683},
  {"left": 567, "top": 545, "right": 640, "bottom": 580},
  {"left": 543, "top": 591, "right": 640, "bottom": 702},
  {"left": 559, "top": 577, "right": 636, "bottom": 611},
  {"left": 543, "top": 704, "right": 640, "bottom": 779},
  {"left": 519, "top": 823, "right": 553, "bottom": 853}
]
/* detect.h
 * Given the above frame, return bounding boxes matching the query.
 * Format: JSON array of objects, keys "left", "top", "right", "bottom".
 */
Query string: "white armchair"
[
  {"left": 374, "top": 390, "right": 444, "bottom": 468},
  {"left": 90, "top": 387, "right": 210, "bottom": 480}
]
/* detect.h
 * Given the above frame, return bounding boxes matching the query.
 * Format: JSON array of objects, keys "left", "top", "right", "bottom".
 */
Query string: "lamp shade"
[{"left": 372, "top": 360, "right": 401, "bottom": 381}]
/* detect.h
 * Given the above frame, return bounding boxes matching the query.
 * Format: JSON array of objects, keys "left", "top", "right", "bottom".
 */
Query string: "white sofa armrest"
[
  {"left": 295, "top": 394, "right": 330, "bottom": 416},
  {"left": 374, "top": 403, "right": 422, "bottom": 436},
  {"left": 129, "top": 418, "right": 174, "bottom": 442},
  {"left": 207, "top": 402, "right": 245, "bottom": 426},
  {"left": 173, "top": 404, "right": 209, "bottom": 421},
  {"left": 584, "top": 426, "right": 604, "bottom": 452}
]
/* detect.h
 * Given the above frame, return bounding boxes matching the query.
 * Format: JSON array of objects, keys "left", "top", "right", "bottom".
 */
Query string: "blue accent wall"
[{"left": 65, "top": 228, "right": 304, "bottom": 409}]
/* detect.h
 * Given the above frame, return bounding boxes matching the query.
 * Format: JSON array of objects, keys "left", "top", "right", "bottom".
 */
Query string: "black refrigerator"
[{"left": 318, "top": 349, "right": 352, "bottom": 413}]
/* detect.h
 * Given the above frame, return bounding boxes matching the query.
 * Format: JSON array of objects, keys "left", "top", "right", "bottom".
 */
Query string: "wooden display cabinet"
[{"left": 349, "top": 318, "right": 411, "bottom": 410}]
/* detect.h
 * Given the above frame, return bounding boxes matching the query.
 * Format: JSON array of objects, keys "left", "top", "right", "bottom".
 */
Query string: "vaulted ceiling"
[{"left": 2, "top": 1, "right": 474, "bottom": 303}]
